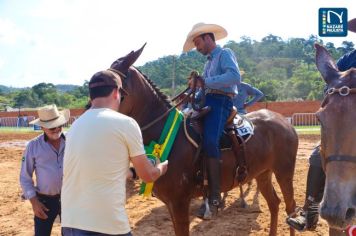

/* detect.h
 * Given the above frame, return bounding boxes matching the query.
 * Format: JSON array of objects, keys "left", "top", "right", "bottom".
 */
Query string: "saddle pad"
[
  {"left": 184, "top": 115, "right": 254, "bottom": 150},
  {"left": 234, "top": 116, "right": 254, "bottom": 138}
]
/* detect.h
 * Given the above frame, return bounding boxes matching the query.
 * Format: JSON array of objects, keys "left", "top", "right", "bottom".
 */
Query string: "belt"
[
  {"left": 206, "top": 88, "right": 235, "bottom": 99},
  {"left": 37, "top": 192, "right": 60, "bottom": 198}
]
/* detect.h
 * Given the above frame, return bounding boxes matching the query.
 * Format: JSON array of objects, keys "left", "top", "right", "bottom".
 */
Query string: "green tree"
[
  {"left": 32, "top": 83, "right": 58, "bottom": 105},
  {"left": 13, "top": 90, "right": 37, "bottom": 107}
]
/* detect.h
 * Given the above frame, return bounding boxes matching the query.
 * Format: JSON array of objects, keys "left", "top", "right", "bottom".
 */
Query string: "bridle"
[
  {"left": 321, "top": 85, "right": 356, "bottom": 165},
  {"left": 325, "top": 85, "right": 356, "bottom": 97},
  {"left": 107, "top": 68, "right": 127, "bottom": 79}
]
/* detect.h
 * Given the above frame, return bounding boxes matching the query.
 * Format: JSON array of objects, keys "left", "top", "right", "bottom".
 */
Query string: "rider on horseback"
[{"left": 183, "top": 23, "right": 241, "bottom": 219}]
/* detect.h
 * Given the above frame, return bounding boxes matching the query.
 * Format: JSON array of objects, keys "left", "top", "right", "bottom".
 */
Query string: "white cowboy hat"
[
  {"left": 348, "top": 18, "right": 356, "bottom": 33},
  {"left": 183, "top": 23, "right": 228, "bottom": 52},
  {"left": 30, "top": 104, "right": 70, "bottom": 129}
]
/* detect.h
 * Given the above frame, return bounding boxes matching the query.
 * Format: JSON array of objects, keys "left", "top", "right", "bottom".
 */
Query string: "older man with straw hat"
[
  {"left": 20, "top": 104, "right": 69, "bottom": 236},
  {"left": 286, "top": 18, "right": 356, "bottom": 232},
  {"left": 183, "top": 23, "right": 241, "bottom": 219}
]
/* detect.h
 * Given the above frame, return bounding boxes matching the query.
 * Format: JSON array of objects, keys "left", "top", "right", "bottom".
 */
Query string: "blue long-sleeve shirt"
[
  {"left": 203, "top": 46, "right": 241, "bottom": 94},
  {"left": 19, "top": 134, "right": 65, "bottom": 199},
  {"left": 233, "top": 82, "right": 264, "bottom": 114},
  {"left": 337, "top": 49, "right": 356, "bottom": 71}
]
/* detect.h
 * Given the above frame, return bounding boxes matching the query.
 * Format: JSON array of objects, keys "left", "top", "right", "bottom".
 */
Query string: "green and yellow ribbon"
[{"left": 140, "top": 109, "right": 183, "bottom": 197}]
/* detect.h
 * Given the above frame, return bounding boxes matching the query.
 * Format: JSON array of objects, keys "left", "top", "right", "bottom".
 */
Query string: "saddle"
[{"left": 183, "top": 106, "right": 254, "bottom": 184}]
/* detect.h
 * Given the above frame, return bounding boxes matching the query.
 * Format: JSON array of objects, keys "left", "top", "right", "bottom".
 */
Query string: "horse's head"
[
  {"left": 109, "top": 43, "right": 171, "bottom": 129},
  {"left": 108, "top": 44, "right": 148, "bottom": 118},
  {"left": 315, "top": 43, "right": 356, "bottom": 229}
]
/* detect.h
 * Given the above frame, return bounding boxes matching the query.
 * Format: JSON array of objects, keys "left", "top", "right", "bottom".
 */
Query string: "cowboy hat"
[
  {"left": 183, "top": 23, "right": 228, "bottom": 52},
  {"left": 348, "top": 18, "right": 356, "bottom": 33},
  {"left": 30, "top": 104, "right": 70, "bottom": 129}
]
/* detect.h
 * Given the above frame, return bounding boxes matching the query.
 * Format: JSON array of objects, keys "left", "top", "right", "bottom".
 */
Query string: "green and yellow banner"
[{"left": 139, "top": 109, "right": 183, "bottom": 197}]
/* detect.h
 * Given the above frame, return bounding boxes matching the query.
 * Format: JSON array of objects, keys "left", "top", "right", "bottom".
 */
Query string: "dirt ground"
[{"left": 0, "top": 132, "right": 330, "bottom": 236}]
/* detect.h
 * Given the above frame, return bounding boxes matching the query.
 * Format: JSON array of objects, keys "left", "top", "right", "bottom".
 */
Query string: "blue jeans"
[
  {"left": 34, "top": 194, "right": 61, "bottom": 236},
  {"left": 62, "top": 227, "right": 132, "bottom": 236},
  {"left": 203, "top": 94, "right": 233, "bottom": 158}
]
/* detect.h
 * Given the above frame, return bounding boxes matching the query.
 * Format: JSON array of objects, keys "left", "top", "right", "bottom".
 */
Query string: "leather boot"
[
  {"left": 196, "top": 157, "right": 222, "bottom": 219},
  {"left": 207, "top": 158, "right": 222, "bottom": 213},
  {"left": 286, "top": 165, "right": 325, "bottom": 231}
]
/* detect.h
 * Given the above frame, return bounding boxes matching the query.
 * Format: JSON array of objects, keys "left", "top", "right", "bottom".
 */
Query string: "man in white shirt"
[{"left": 61, "top": 70, "right": 168, "bottom": 235}]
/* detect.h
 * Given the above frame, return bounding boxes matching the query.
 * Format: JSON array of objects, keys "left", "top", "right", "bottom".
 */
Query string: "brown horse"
[
  {"left": 111, "top": 45, "right": 298, "bottom": 236},
  {"left": 315, "top": 44, "right": 356, "bottom": 234}
]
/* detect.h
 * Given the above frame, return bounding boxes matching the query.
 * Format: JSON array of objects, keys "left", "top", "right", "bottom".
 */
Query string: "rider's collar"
[{"left": 207, "top": 46, "right": 221, "bottom": 60}]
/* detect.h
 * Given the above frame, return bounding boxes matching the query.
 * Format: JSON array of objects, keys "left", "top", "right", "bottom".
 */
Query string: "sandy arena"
[{"left": 0, "top": 132, "right": 329, "bottom": 235}]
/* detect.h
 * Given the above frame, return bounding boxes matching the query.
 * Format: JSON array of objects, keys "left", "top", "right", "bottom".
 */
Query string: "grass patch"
[
  {"left": 0, "top": 127, "right": 38, "bottom": 133},
  {"left": 0, "top": 126, "right": 320, "bottom": 135},
  {"left": 294, "top": 126, "right": 320, "bottom": 135}
]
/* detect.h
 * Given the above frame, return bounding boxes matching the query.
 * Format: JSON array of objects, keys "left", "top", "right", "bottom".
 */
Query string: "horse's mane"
[{"left": 133, "top": 67, "right": 172, "bottom": 108}]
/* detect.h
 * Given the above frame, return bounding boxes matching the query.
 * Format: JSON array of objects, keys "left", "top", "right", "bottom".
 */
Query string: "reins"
[
  {"left": 108, "top": 67, "right": 199, "bottom": 132},
  {"left": 140, "top": 71, "right": 206, "bottom": 131},
  {"left": 140, "top": 88, "right": 193, "bottom": 131}
]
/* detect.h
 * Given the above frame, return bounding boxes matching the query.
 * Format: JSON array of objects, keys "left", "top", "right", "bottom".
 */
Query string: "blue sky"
[{"left": 0, "top": 0, "right": 355, "bottom": 87}]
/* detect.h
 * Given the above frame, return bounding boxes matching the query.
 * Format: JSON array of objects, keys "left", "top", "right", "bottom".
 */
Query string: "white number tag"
[{"left": 237, "top": 126, "right": 252, "bottom": 136}]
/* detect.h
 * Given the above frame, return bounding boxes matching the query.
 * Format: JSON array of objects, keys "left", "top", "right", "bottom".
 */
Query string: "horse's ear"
[
  {"left": 315, "top": 43, "right": 340, "bottom": 84},
  {"left": 110, "top": 43, "right": 147, "bottom": 74},
  {"left": 130, "top": 43, "right": 146, "bottom": 65},
  {"left": 121, "top": 43, "right": 147, "bottom": 68}
]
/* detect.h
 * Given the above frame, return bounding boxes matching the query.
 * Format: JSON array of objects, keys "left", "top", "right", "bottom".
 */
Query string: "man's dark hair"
[
  {"left": 201, "top": 33, "right": 215, "bottom": 41},
  {"left": 89, "top": 86, "right": 116, "bottom": 100}
]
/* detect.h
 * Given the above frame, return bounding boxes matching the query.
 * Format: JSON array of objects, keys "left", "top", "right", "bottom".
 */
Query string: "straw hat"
[
  {"left": 348, "top": 18, "right": 356, "bottom": 33},
  {"left": 183, "top": 23, "right": 227, "bottom": 52},
  {"left": 30, "top": 104, "right": 70, "bottom": 129}
]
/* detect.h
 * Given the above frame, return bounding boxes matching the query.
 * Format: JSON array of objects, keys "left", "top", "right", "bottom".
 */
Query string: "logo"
[{"left": 319, "top": 8, "right": 347, "bottom": 37}]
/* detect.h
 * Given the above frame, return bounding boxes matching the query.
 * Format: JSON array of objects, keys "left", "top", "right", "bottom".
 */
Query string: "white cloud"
[
  {"left": 0, "top": 18, "right": 24, "bottom": 44},
  {"left": 0, "top": 18, "right": 41, "bottom": 46},
  {"left": 29, "top": 0, "right": 77, "bottom": 19}
]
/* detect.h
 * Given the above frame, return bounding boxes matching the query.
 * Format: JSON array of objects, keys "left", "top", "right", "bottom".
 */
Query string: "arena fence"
[
  {"left": 291, "top": 113, "right": 319, "bottom": 126},
  {"left": 0, "top": 113, "right": 319, "bottom": 128},
  {"left": 0, "top": 116, "right": 78, "bottom": 128}
]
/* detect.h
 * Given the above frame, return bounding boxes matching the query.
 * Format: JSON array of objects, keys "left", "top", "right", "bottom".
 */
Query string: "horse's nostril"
[{"left": 345, "top": 208, "right": 355, "bottom": 221}]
